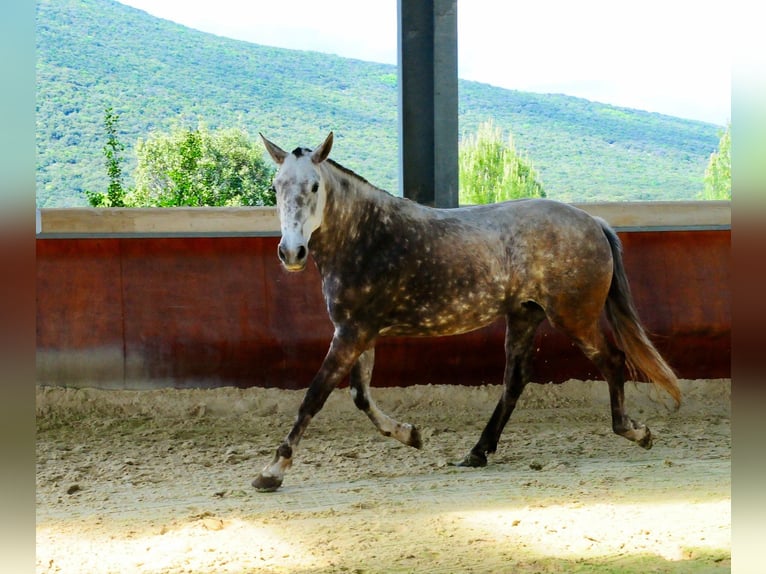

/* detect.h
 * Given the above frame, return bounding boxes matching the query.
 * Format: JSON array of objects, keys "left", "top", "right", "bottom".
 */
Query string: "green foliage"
[
  {"left": 459, "top": 120, "right": 545, "bottom": 205},
  {"left": 129, "top": 123, "right": 275, "bottom": 207},
  {"left": 36, "top": 0, "right": 723, "bottom": 207},
  {"left": 85, "top": 106, "right": 127, "bottom": 207},
  {"left": 700, "top": 123, "right": 731, "bottom": 200}
]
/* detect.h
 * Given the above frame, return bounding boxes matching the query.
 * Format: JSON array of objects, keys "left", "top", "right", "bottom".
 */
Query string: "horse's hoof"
[
  {"left": 451, "top": 451, "right": 487, "bottom": 468},
  {"left": 408, "top": 426, "right": 423, "bottom": 449},
  {"left": 637, "top": 428, "right": 653, "bottom": 450},
  {"left": 252, "top": 474, "right": 283, "bottom": 492}
]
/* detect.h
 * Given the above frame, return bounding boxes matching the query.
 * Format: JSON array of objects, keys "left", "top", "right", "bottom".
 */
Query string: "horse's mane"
[
  {"left": 291, "top": 145, "right": 391, "bottom": 196},
  {"left": 326, "top": 158, "right": 390, "bottom": 195}
]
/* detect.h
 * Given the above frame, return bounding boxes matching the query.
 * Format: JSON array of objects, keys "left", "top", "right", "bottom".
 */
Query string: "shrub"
[{"left": 129, "top": 122, "right": 275, "bottom": 207}]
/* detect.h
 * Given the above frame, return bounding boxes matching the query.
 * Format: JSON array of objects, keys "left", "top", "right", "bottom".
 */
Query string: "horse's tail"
[{"left": 599, "top": 219, "right": 682, "bottom": 407}]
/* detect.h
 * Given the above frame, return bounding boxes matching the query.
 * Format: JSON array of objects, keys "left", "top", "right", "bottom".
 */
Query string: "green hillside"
[{"left": 36, "top": 0, "right": 721, "bottom": 207}]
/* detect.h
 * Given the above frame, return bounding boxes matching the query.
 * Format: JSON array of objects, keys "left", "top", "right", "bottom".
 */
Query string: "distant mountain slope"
[{"left": 36, "top": 0, "right": 721, "bottom": 207}]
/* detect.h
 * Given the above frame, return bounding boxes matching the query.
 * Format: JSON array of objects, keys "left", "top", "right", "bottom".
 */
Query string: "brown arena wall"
[{"left": 36, "top": 203, "right": 730, "bottom": 389}]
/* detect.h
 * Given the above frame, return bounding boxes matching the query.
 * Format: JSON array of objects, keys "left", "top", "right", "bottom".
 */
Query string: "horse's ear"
[
  {"left": 260, "top": 133, "right": 288, "bottom": 165},
  {"left": 311, "top": 132, "right": 334, "bottom": 165}
]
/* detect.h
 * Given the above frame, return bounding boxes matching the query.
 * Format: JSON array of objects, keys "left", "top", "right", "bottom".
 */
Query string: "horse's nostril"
[
  {"left": 277, "top": 245, "right": 287, "bottom": 262},
  {"left": 297, "top": 245, "right": 307, "bottom": 261}
]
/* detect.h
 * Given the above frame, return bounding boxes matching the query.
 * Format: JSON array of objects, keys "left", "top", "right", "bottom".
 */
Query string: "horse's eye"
[{"left": 311, "top": 182, "right": 319, "bottom": 193}]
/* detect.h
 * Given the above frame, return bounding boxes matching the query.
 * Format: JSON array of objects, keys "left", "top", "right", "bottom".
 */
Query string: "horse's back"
[
  {"left": 454, "top": 198, "right": 597, "bottom": 234},
  {"left": 449, "top": 198, "right": 615, "bottom": 313}
]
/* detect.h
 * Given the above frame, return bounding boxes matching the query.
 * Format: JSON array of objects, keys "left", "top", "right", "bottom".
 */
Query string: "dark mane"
[
  {"left": 326, "top": 157, "right": 387, "bottom": 193},
  {"left": 290, "top": 149, "right": 384, "bottom": 193}
]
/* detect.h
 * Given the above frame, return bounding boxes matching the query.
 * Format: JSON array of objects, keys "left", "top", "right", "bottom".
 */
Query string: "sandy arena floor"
[{"left": 36, "top": 378, "right": 730, "bottom": 573}]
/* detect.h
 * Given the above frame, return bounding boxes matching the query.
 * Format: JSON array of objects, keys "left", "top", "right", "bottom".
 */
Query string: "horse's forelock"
[{"left": 291, "top": 147, "right": 311, "bottom": 158}]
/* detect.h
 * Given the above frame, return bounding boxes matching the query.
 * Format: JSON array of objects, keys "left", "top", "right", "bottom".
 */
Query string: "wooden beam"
[{"left": 398, "top": 0, "right": 458, "bottom": 207}]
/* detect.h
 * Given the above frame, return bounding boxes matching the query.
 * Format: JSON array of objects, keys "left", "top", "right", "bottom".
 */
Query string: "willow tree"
[
  {"left": 459, "top": 120, "right": 545, "bottom": 205},
  {"left": 701, "top": 122, "right": 731, "bottom": 200}
]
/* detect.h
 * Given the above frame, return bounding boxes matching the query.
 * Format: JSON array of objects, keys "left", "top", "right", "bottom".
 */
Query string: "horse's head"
[{"left": 260, "top": 132, "right": 333, "bottom": 271}]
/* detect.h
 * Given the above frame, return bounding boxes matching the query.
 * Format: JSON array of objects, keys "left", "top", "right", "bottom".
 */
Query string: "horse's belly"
[{"left": 378, "top": 307, "right": 504, "bottom": 338}]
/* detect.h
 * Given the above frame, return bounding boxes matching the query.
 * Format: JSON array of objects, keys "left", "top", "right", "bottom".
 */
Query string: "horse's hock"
[{"left": 36, "top": 202, "right": 730, "bottom": 390}]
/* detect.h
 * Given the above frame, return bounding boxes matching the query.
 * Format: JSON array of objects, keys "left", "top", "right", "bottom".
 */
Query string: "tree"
[
  {"left": 129, "top": 123, "right": 276, "bottom": 207},
  {"left": 86, "top": 107, "right": 127, "bottom": 207},
  {"left": 459, "top": 120, "right": 545, "bottom": 205},
  {"left": 700, "top": 122, "right": 731, "bottom": 200}
]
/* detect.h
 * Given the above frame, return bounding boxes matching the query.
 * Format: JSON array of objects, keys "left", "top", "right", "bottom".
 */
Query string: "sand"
[{"left": 36, "top": 378, "right": 730, "bottom": 573}]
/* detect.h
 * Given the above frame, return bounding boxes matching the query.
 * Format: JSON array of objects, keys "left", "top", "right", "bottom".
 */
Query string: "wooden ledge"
[
  {"left": 36, "top": 201, "right": 731, "bottom": 238},
  {"left": 36, "top": 207, "right": 280, "bottom": 238}
]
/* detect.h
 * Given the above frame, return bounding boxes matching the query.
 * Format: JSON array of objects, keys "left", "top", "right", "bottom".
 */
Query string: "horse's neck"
[{"left": 310, "top": 166, "right": 392, "bottom": 271}]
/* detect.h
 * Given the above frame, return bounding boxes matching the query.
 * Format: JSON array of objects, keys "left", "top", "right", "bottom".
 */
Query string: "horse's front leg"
[
  {"left": 252, "top": 331, "right": 365, "bottom": 492},
  {"left": 349, "top": 347, "right": 422, "bottom": 448}
]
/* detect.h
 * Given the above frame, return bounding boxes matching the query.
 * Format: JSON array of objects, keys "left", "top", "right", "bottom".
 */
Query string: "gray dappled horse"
[{"left": 253, "top": 132, "right": 680, "bottom": 492}]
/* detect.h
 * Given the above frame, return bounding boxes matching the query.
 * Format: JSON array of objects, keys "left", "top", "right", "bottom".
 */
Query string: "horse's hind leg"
[
  {"left": 349, "top": 347, "right": 422, "bottom": 448},
  {"left": 569, "top": 323, "right": 653, "bottom": 449},
  {"left": 457, "top": 305, "right": 544, "bottom": 467}
]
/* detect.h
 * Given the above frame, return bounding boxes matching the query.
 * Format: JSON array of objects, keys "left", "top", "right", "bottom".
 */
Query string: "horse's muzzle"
[{"left": 278, "top": 243, "right": 308, "bottom": 271}]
